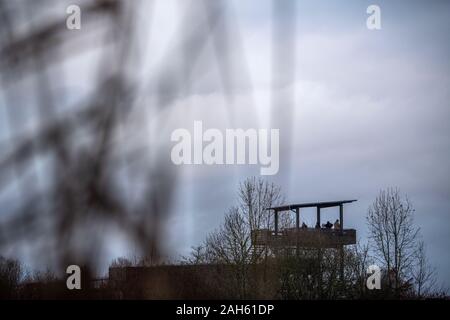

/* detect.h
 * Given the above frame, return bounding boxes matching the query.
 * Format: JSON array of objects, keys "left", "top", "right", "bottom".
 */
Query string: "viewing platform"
[
  {"left": 252, "top": 200, "right": 357, "bottom": 249},
  {"left": 251, "top": 228, "right": 356, "bottom": 248}
]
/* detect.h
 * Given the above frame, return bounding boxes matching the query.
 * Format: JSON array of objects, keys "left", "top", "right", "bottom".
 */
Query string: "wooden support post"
[
  {"left": 339, "top": 204, "right": 344, "bottom": 234},
  {"left": 273, "top": 209, "right": 279, "bottom": 256},
  {"left": 339, "top": 245, "right": 344, "bottom": 282},
  {"left": 274, "top": 210, "right": 279, "bottom": 235},
  {"left": 296, "top": 208, "right": 300, "bottom": 256},
  {"left": 316, "top": 207, "right": 321, "bottom": 227},
  {"left": 318, "top": 248, "right": 323, "bottom": 298}
]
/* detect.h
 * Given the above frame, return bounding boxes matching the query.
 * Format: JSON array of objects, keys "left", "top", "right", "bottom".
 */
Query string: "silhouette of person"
[{"left": 334, "top": 219, "right": 340, "bottom": 230}]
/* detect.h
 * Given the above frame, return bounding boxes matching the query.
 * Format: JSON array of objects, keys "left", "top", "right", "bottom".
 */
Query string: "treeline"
[
  {"left": 0, "top": 178, "right": 448, "bottom": 299},
  {"left": 0, "top": 257, "right": 58, "bottom": 299}
]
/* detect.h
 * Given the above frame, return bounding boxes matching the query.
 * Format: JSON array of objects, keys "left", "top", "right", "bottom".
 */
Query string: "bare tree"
[
  {"left": 205, "top": 207, "right": 248, "bottom": 264},
  {"left": 238, "top": 177, "right": 288, "bottom": 265},
  {"left": 344, "top": 241, "right": 372, "bottom": 298},
  {"left": 27, "top": 268, "right": 58, "bottom": 284},
  {"left": 205, "top": 207, "right": 252, "bottom": 297},
  {"left": 412, "top": 241, "right": 437, "bottom": 298},
  {"left": 238, "top": 177, "right": 285, "bottom": 233},
  {"left": 110, "top": 257, "right": 133, "bottom": 268},
  {"left": 187, "top": 177, "right": 284, "bottom": 298},
  {"left": 0, "top": 256, "right": 22, "bottom": 299},
  {"left": 367, "top": 188, "right": 419, "bottom": 295},
  {"left": 182, "top": 245, "right": 210, "bottom": 265},
  {"left": 203, "top": 177, "right": 284, "bottom": 264}
]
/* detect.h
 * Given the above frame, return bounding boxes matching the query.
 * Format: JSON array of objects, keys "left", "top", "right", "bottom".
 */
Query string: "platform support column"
[
  {"left": 274, "top": 209, "right": 279, "bottom": 235},
  {"left": 339, "top": 245, "right": 344, "bottom": 282},
  {"left": 316, "top": 207, "right": 321, "bottom": 227},
  {"left": 295, "top": 208, "right": 300, "bottom": 256}
]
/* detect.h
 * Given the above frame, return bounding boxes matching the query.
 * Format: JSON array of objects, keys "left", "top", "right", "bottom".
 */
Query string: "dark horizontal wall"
[{"left": 109, "top": 264, "right": 279, "bottom": 299}]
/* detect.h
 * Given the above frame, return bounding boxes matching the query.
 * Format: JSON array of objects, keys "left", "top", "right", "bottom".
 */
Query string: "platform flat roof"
[{"left": 267, "top": 200, "right": 357, "bottom": 211}]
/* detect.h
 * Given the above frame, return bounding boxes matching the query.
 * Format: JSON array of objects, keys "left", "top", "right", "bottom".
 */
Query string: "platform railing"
[{"left": 251, "top": 228, "right": 356, "bottom": 248}]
